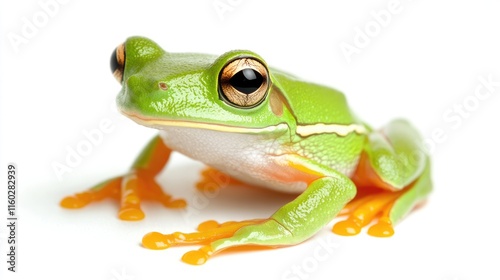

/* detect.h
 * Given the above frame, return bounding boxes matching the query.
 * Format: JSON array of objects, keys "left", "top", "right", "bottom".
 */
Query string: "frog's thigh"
[
  {"left": 335, "top": 159, "right": 432, "bottom": 237},
  {"left": 334, "top": 119, "right": 433, "bottom": 237},
  {"left": 353, "top": 119, "right": 427, "bottom": 190}
]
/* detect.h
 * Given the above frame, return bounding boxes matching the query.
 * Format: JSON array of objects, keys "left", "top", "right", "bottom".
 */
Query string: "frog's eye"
[
  {"left": 219, "top": 57, "right": 269, "bottom": 108},
  {"left": 110, "top": 43, "right": 125, "bottom": 83}
]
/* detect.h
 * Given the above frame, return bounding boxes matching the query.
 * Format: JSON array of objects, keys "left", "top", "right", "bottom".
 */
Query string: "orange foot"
[
  {"left": 60, "top": 170, "right": 186, "bottom": 221},
  {"left": 142, "top": 219, "right": 265, "bottom": 265},
  {"left": 333, "top": 190, "right": 405, "bottom": 237}
]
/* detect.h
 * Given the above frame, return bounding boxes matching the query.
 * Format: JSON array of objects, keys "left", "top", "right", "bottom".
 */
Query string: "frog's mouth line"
[{"left": 121, "top": 111, "right": 288, "bottom": 134}]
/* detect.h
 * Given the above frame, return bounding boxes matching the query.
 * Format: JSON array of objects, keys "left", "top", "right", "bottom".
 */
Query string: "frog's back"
[{"left": 272, "top": 71, "right": 360, "bottom": 126}]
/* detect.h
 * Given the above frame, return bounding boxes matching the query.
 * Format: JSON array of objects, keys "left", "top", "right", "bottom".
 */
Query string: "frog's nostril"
[
  {"left": 158, "top": 82, "right": 169, "bottom": 91},
  {"left": 111, "top": 43, "right": 125, "bottom": 83}
]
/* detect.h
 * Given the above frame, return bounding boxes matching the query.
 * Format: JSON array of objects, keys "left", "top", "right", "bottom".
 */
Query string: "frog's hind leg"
[
  {"left": 368, "top": 158, "right": 432, "bottom": 236},
  {"left": 334, "top": 158, "right": 432, "bottom": 237},
  {"left": 333, "top": 190, "right": 402, "bottom": 236},
  {"left": 334, "top": 119, "right": 433, "bottom": 237}
]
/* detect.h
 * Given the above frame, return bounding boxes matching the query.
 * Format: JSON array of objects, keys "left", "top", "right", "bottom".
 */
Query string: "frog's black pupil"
[
  {"left": 229, "top": 68, "right": 263, "bottom": 94},
  {"left": 110, "top": 47, "right": 120, "bottom": 74}
]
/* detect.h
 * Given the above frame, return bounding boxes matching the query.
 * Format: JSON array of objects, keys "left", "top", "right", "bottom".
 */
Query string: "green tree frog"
[{"left": 61, "top": 37, "right": 432, "bottom": 265}]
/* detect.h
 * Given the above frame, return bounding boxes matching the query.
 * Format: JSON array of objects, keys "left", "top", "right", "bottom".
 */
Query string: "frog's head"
[{"left": 111, "top": 36, "right": 293, "bottom": 136}]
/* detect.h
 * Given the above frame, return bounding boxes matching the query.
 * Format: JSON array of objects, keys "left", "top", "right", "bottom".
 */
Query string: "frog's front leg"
[
  {"left": 142, "top": 154, "right": 356, "bottom": 265},
  {"left": 333, "top": 119, "right": 433, "bottom": 237},
  {"left": 60, "top": 135, "right": 186, "bottom": 220}
]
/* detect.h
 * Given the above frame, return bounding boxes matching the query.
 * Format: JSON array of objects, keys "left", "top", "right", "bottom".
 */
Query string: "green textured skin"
[
  {"left": 117, "top": 37, "right": 431, "bottom": 250},
  {"left": 271, "top": 72, "right": 360, "bottom": 125}
]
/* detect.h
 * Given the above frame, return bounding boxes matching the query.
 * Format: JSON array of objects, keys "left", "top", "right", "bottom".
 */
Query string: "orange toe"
[
  {"left": 182, "top": 246, "right": 213, "bottom": 265},
  {"left": 142, "top": 232, "right": 173, "bottom": 250},
  {"left": 60, "top": 193, "right": 92, "bottom": 209},
  {"left": 118, "top": 207, "right": 145, "bottom": 221},
  {"left": 332, "top": 218, "right": 362, "bottom": 236},
  {"left": 367, "top": 218, "right": 394, "bottom": 237}
]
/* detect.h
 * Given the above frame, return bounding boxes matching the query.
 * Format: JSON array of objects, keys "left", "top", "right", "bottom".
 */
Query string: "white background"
[{"left": 1, "top": 0, "right": 500, "bottom": 279}]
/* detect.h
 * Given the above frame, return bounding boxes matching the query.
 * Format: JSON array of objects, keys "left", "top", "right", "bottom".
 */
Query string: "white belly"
[{"left": 159, "top": 127, "right": 307, "bottom": 194}]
